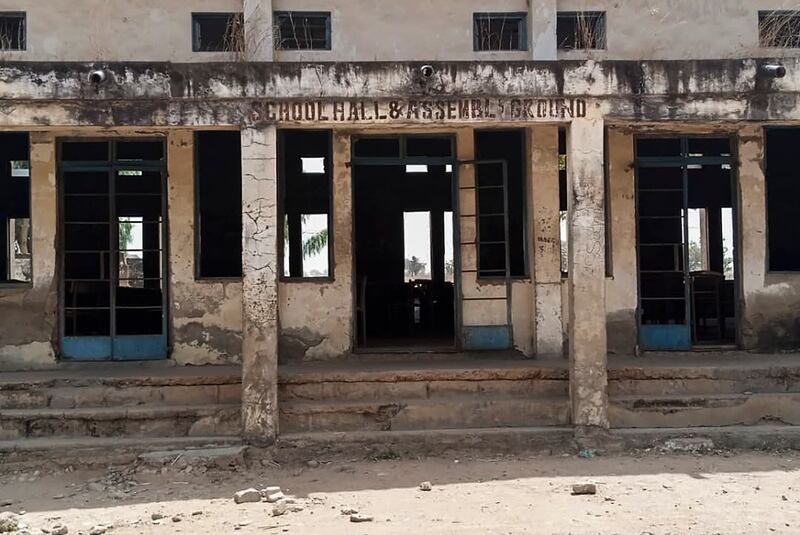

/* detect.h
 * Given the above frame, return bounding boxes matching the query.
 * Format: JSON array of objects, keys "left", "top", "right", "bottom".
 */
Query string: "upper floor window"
[
  {"left": 557, "top": 11, "right": 606, "bottom": 50},
  {"left": 274, "top": 11, "right": 331, "bottom": 50},
  {"left": 759, "top": 11, "right": 800, "bottom": 48},
  {"left": 0, "top": 12, "right": 25, "bottom": 51},
  {"left": 192, "top": 12, "right": 243, "bottom": 52},
  {"left": 473, "top": 13, "right": 527, "bottom": 51}
]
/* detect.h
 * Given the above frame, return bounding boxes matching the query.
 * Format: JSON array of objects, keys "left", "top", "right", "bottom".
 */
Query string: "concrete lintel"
[
  {"left": 240, "top": 125, "right": 280, "bottom": 445},
  {"left": 567, "top": 118, "right": 609, "bottom": 428}
]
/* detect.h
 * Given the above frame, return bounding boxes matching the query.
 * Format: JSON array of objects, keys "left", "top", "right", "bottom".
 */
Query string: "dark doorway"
[
  {"left": 635, "top": 136, "right": 737, "bottom": 350},
  {"left": 58, "top": 139, "right": 168, "bottom": 360},
  {"left": 353, "top": 135, "right": 456, "bottom": 350}
]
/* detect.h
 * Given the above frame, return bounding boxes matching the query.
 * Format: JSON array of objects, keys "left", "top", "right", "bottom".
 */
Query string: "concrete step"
[
  {"left": 279, "top": 396, "right": 570, "bottom": 433},
  {"left": 278, "top": 361, "right": 568, "bottom": 402},
  {"left": 607, "top": 359, "right": 800, "bottom": 397},
  {"left": 609, "top": 393, "right": 800, "bottom": 428},
  {"left": 0, "top": 404, "right": 241, "bottom": 439},
  {"left": 0, "top": 367, "right": 241, "bottom": 409}
]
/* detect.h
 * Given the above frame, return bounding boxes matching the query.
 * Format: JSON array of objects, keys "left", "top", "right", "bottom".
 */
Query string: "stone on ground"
[
  {"left": 419, "top": 481, "right": 433, "bottom": 491},
  {"left": 571, "top": 483, "right": 597, "bottom": 495},
  {"left": 233, "top": 488, "right": 262, "bottom": 504},
  {"left": 350, "top": 513, "right": 374, "bottom": 523}
]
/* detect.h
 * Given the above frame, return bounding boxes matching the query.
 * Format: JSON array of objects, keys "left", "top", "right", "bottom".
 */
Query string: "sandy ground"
[{"left": 1, "top": 450, "right": 799, "bottom": 535}]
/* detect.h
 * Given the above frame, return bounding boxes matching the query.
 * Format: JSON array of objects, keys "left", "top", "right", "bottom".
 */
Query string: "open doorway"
[
  {"left": 352, "top": 135, "right": 456, "bottom": 350},
  {"left": 635, "top": 136, "right": 737, "bottom": 350}
]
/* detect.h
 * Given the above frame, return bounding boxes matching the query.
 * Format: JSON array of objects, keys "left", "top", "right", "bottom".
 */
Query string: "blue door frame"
[
  {"left": 634, "top": 136, "right": 738, "bottom": 351},
  {"left": 58, "top": 139, "right": 168, "bottom": 361}
]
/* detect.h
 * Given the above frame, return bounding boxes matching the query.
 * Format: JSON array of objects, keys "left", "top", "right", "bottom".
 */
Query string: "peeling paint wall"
[
  {"left": 166, "top": 130, "right": 243, "bottom": 365},
  {"left": 278, "top": 131, "right": 353, "bottom": 362}
]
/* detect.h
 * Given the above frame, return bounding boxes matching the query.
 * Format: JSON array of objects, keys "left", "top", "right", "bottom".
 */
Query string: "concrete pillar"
[
  {"left": 737, "top": 126, "right": 767, "bottom": 349},
  {"left": 567, "top": 118, "right": 609, "bottom": 430},
  {"left": 529, "top": 125, "right": 563, "bottom": 358},
  {"left": 241, "top": 126, "right": 279, "bottom": 444},
  {"left": 530, "top": 0, "right": 558, "bottom": 60},
  {"left": 243, "top": 0, "right": 274, "bottom": 61}
]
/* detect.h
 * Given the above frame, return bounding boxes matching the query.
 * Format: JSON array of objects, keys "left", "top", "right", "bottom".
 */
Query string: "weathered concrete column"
[
  {"left": 241, "top": 126, "right": 280, "bottom": 444},
  {"left": 567, "top": 118, "right": 609, "bottom": 430},
  {"left": 529, "top": 125, "right": 563, "bottom": 358},
  {"left": 737, "top": 125, "right": 767, "bottom": 349},
  {"left": 243, "top": 0, "right": 274, "bottom": 61},
  {"left": 530, "top": 0, "right": 557, "bottom": 60}
]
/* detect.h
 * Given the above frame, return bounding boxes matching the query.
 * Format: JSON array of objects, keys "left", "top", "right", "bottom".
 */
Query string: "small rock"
[
  {"left": 340, "top": 508, "right": 358, "bottom": 515},
  {"left": 272, "top": 502, "right": 289, "bottom": 517},
  {"left": 571, "top": 483, "right": 597, "bottom": 496},
  {"left": 265, "top": 490, "right": 285, "bottom": 503},
  {"left": 350, "top": 514, "right": 374, "bottom": 523},
  {"left": 419, "top": 481, "right": 433, "bottom": 491},
  {"left": 150, "top": 513, "right": 164, "bottom": 521},
  {"left": 233, "top": 488, "right": 262, "bottom": 504},
  {"left": 235, "top": 521, "right": 251, "bottom": 528},
  {"left": 50, "top": 525, "right": 68, "bottom": 535},
  {"left": 306, "top": 459, "right": 320, "bottom": 468},
  {"left": 171, "top": 516, "right": 181, "bottom": 523},
  {"left": 191, "top": 511, "right": 203, "bottom": 516},
  {"left": 578, "top": 449, "right": 596, "bottom": 459},
  {"left": 88, "top": 526, "right": 107, "bottom": 535},
  {"left": 289, "top": 505, "right": 304, "bottom": 513}
]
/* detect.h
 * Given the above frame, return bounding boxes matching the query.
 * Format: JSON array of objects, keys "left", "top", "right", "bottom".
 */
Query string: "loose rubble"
[
  {"left": 350, "top": 514, "right": 374, "bottom": 523},
  {"left": 571, "top": 483, "right": 597, "bottom": 495},
  {"left": 419, "top": 481, "right": 433, "bottom": 491},
  {"left": 233, "top": 488, "right": 261, "bottom": 504}
]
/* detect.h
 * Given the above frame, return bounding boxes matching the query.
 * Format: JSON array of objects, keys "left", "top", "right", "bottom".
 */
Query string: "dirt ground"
[{"left": 1, "top": 450, "right": 799, "bottom": 535}]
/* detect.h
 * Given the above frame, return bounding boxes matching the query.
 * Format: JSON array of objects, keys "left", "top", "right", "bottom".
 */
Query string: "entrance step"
[
  {"left": 609, "top": 393, "right": 800, "bottom": 428},
  {"left": 608, "top": 357, "right": 800, "bottom": 397},
  {"left": 279, "top": 358, "right": 568, "bottom": 402},
  {"left": 280, "top": 396, "right": 569, "bottom": 433},
  {"left": 0, "top": 404, "right": 241, "bottom": 439},
  {"left": 0, "top": 365, "right": 241, "bottom": 409}
]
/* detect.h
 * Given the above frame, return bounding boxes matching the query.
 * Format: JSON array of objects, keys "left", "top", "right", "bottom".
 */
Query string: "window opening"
[
  {"left": 280, "top": 130, "right": 332, "bottom": 279},
  {"left": 192, "top": 12, "right": 244, "bottom": 52},
  {"left": 195, "top": 131, "right": 242, "bottom": 278},
  {"left": 766, "top": 128, "right": 800, "bottom": 271},
  {"left": 473, "top": 12, "right": 527, "bottom": 51},
  {"left": 0, "top": 12, "right": 25, "bottom": 51},
  {"left": 558, "top": 128, "right": 568, "bottom": 275},
  {"left": 759, "top": 11, "right": 800, "bottom": 48},
  {"left": 557, "top": 11, "right": 606, "bottom": 50},
  {"left": 404, "top": 211, "right": 432, "bottom": 282},
  {"left": 475, "top": 129, "right": 527, "bottom": 278},
  {"left": 0, "top": 133, "right": 31, "bottom": 283},
  {"left": 274, "top": 11, "right": 331, "bottom": 50}
]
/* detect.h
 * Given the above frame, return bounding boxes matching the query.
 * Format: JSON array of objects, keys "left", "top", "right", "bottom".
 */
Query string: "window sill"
[
  {"left": 280, "top": 277, "right": 334, "bottom": 284},
  {"left": 0, "top": 281, "right": 33, "bottom": 290},
  {"left": 195, "top": 277, "right": 243, "bottom": 283}
]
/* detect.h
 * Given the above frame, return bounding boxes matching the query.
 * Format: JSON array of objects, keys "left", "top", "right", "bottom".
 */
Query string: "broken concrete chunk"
[
  {"left": 350, "top": 514, "right": 374, "bottom": 523},
  {"left": 571, "top": 483, "right": 597, "bottom": 495},
  {"left": 419, "top": 481, "right": 433, "bottom": 491},
  {"left": 150, "top": 513, "right": 164, "bottom": 521},
  {"left": 50, "top": 525, "right": 69, "bottom": 535},
  {"left": 272, "top": 502, "right": 289, "bottom": 517},
  {"left": 88, "top": 525, "right": 108, "bottom": 535},
  {"left": 233, "top": 488, "right": 262, "bottom": 504},
  {"left": 264, "top": 490, "right": 285, "bottom": 503}
]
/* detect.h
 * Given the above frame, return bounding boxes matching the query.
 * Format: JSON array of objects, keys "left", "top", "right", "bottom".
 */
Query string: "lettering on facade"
[{"left": 256, "top": 98, "right": 587, "bottom": 123}]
